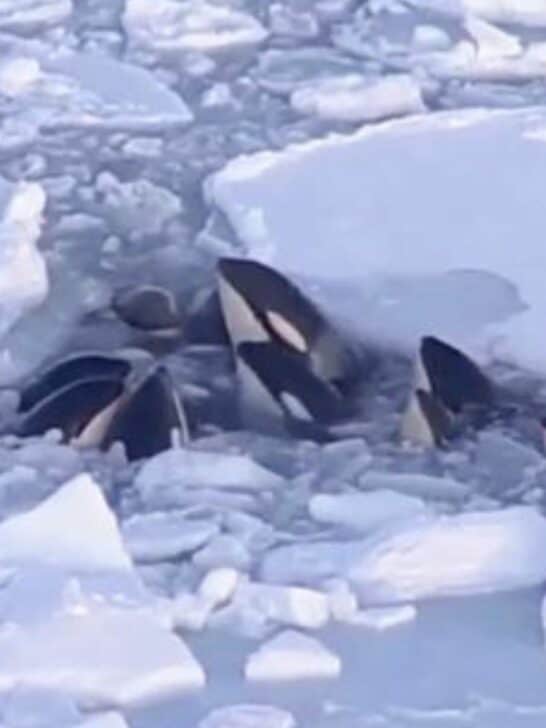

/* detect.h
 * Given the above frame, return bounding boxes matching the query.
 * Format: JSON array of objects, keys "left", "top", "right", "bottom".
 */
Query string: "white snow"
[
  {"left": 0, "top": 473, "right": 131, "bottom": 572},
  {"left": 122, "top": 512, "right": 219, "bottom": 563},
  {"left": 245, "top": 630, "right": 341, "bottom": 682},
  {"left": 0, "top": 182, "right": 48, "bottom": 347},
  {"left": 309, "top": 490, "right": 429, "bottom": 533},
  {"left": 291, "top": 74, "right": 426, "bottom": 123},
  {"left": 198, "top": 704, "right": 296, "bottom": 728},
  {"left": 207, "top": 107, "right": 546, "bottom": 372},
  {"left": 123, "top": 0, "right": 268, "bottom": 54},
  {"left": 198, "top": 568, "right": 241, "bottom": 607}
]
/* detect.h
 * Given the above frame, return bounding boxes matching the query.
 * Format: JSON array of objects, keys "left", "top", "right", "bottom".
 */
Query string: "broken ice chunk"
[
  {"left": 346, "top": 604, "right": 417, "bottom": 630},
  {"left": 192, "top": 535, "right": 251, "bottom": 571},
  {"left": 0, "top": 182, "right": 48, "bottom": 344},
  {"left": 309, "top": 490, "right": 428, "bottom": 533},
  {"left": 122, "top": 512, "right": 219, "bottom": 563},
  {"left": 349, "top": 506, "right": 546, "bottom": 604},
  {"left": 0, "top": 473, "right": 131, "bottom": 572},
  {"left": 198, "top": 704, "right": 296, "bottom": 728},
  {"left": 245, "top": 630, "right": 341, "bottom": 681},
  {"left": 359, "top": 471, "right": 470, "bottom": 502}
]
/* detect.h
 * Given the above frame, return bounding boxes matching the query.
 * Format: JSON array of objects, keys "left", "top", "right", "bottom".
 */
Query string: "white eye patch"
[
  {"left": 218, "top": 275, "right": 268, "bottom": 345},
  {"left": 280, "top": 391, "right": 313, "bottom": 422},
  {"left": 266, "top": 311, "right": 307, "bottom": 353}
]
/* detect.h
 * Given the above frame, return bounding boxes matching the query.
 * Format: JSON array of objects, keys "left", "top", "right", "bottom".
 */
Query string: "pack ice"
[
  {"left": 0, "top": 474, "right": 205, "bottom": 708},
  {"left": 206, "top": 108, "right": 546, "bottom": 374}
]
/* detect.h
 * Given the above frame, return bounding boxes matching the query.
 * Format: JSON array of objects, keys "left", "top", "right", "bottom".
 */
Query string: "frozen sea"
[{"left": 3, "top": 1, "right": 546, "bottom": 727}]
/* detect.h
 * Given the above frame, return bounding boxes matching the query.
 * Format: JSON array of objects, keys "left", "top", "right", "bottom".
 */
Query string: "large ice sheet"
[
  {"left": 207, "top": 108, "right": 546, "bottom": 372},
  {"left": 262, "top": 507, "right": 546, "bottom": 604},
  {"left": 0, "top": 182, "right": 48, "bottom": 347}
]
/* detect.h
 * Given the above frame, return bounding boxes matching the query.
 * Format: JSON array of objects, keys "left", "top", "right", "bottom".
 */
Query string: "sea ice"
[
  {"left": 349, "top": 506, "right": 546, "bottom": 604},
  {"left": 358, "top": 471, "right": 470, "bottom": 502},
  {"left": 93, "top": 173, "right": 184, "bottom": 241},
  {"left": 0, "top": 0, "right": 71, "bottom": 32},
  {"left": 347, "top": 604, "right": 417, "bottom": 629},
  {"left": 198, "top": 567, "right": 241, "bottom": 607},
  {"left": 0, "top": 182, "right": 48, "bottom": 346},
  {"left": 0, "top": 52, "right": 193, "bottom": 137},
  {"left": 291, "top": 74, "right": 425, "bottom": 123},
  {"left": 192, "top": 534, "right": 252, "bottom": 571},
  {"left": 0, "top": 610, "right": 206, "bottom": 706},
  {"left": 135, "top": 448, "right": 284, "bottom": 510},
  {"left": 263, "top": 506, "right": 546, "bottom": 604},
  {"left": 405, "top": 0, "right": 546, "bottom": 27},
  {"left": 198, "top": 704, "right": 296, "bottom": 728},
  {"left": 245, "top": 630, "right": 341, "bottom": 681},
  {"left": 0, "top": 473, "right": 131, "bottom": 572},
  {"left": 0, "top": 474, "right": 206, "bottom": 706},
  {"left": 121, "top": 512, "right": 219, "bottom": 563},
  {"left": 309, "top": 490, "right": 429, "bottom": 533},
  {"left": 212, "top": 580, "right": 330, "bottom": 633},
  {"left": 123, "top": 0, "right": 268, "bottom": 55},
  {"left": 206, "top": 108, "right": 546, "bottom": 374}
]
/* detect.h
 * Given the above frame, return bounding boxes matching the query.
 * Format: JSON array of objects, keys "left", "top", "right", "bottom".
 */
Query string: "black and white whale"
[
  {"left": 401, "top": 335, "right": 496, "bottom": 447},
  {"left": 17, "top": 350, "right": 188, "bottom": 460},
  {"left": 216, "top": 257, "right": 361, "bottom": 394},
  {"left": 235, "top": 341, "right": 347, "bottom": 441}
]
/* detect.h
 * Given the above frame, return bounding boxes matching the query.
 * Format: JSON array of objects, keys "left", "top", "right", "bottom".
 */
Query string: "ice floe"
[
  {"left": 210, "top": 580, "right": 330, "bottom": 635},
  {"left": 0, "top": 182, "right": 48, "bottom": 348},
  {"left": 207, "top": 108, "right": 546, "bottom": 373},
  {"left": 122, "top": 512, "right": 220, "bottom": 563},
  {"left": 309, "top": 490, "right": 429, "bottom": 533},
  {"left": 123, "top": 0, "right": 268, "bottom": 55},
  {"left": 0, "top": 51, "right": 193, "bottom": 140},
  {"left": 135, "top": 448, "right": 284, "bottom": 510},
  {"left": 262, "top": 506, "right": 546, "bottom": 605},
  {"left": 405, "top": 0, "right": 546, "bottom": 28},
  {"left": 0, "top": 474, "right": 206, "bottom": 707},
  {"left": 245, "top": 630, "right": 341, "bottom": 681},
  {"left": 291, "top": 74, "right": 426, "bottom": 123},
  {"left": 198, "top": 704, "right": 296, "bottom": 728},
  {"left": 0, "top": 0, "right": 72, "bottom": 33}
]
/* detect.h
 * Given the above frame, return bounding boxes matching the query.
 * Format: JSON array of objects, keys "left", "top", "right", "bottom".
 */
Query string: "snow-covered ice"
[
  {"left": 347, "top": 604, "right": 418, "bottom": 630},
  {"left": 206, "top": 107, "right": 546, "bottom": 371},
  {"left": 123, "top": 0, "right": 268, "bottom": 55},
  {"left": 358, "top": 471, "right": 470, "bottom": 502},
  {"left": 198, "top": 704, "right": 295, "bottom": 728},
  {"left": 291, "top": 74, "right": 426, "bottom": 123},
  {"left": 245, "top": 630, "right": 341, "bottom": 682}
]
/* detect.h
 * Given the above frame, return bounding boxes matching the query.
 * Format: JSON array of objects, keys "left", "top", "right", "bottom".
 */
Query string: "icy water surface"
[{"left": 3, "top": 1, "right": 546, "bottom": 727}]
